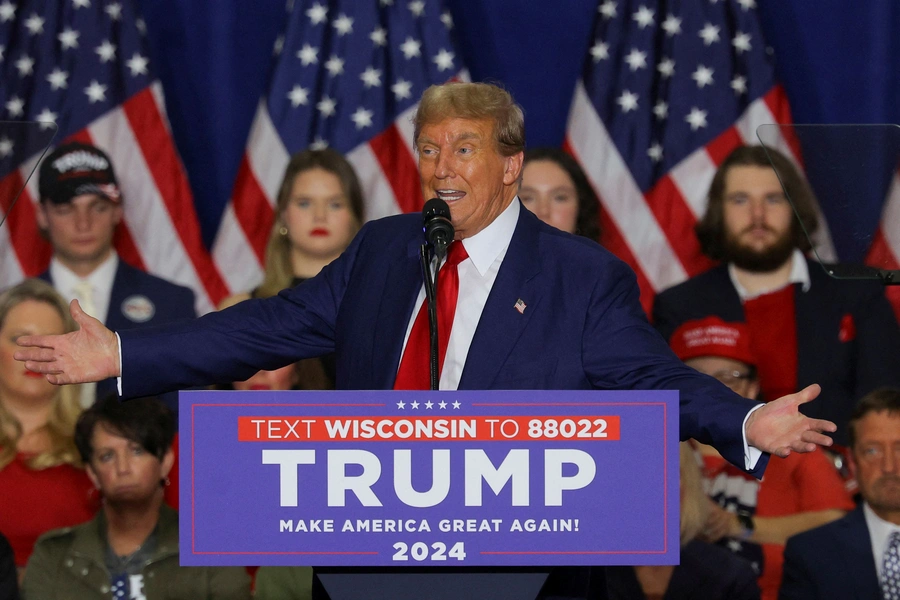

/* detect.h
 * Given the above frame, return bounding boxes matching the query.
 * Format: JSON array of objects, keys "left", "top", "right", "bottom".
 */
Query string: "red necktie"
[{"left": 394, "top": 241, "right": 469, "bottom": 390}]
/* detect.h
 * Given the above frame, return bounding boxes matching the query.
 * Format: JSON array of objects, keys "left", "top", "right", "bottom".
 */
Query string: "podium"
[{"left": 180, "top": 389, "right": 678, "bottom": 599}]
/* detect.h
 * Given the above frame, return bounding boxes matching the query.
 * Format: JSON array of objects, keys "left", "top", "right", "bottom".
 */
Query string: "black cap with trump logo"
[{"left": 38, "top": 142, "right": 121, "bottom": 205}]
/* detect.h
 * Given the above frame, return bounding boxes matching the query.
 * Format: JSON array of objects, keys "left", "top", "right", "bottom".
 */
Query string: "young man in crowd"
[{"left": 653, "top": 145, "right": 900, "bottom": 448}]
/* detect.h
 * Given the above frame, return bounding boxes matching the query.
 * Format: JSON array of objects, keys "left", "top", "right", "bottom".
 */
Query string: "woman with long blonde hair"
[
  {"left": 219, "top": 148, "right": 364, "bottom": 390},
  {"left": 0, "top": 279, "right": 99, "bottom": 576}
]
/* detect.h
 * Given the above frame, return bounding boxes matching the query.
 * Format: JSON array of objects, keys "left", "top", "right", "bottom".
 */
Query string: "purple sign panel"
[{"left": 179, "top": 390, "right": 678, "bottom": 566}]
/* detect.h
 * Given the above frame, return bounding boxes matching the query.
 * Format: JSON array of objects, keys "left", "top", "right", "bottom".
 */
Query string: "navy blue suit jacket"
[
  {"left": 652, "top": 261, "right": 900, "bottom": 447},
  {"left": 119, "top": 205, "right": 764, "bottom": 473},
  {"left": 41, "top": 260, "right": 196, "bottom": 406},
  {"left": 780, "top": 506, "right": 879, "bottom": 600}
]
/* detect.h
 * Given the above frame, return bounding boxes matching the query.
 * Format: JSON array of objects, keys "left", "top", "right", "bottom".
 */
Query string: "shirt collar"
[
  {"left": 50, "top": 251, "right": 119, "bottom": 297},
  {"left": 728, "top": 248, "right": 811, "bottom": 300},
  {"left": 459, "top": 197, "right": 520, "bottom": 276},
  {"left": 864, "top": 502, "right": 900, "bottom": 560}
]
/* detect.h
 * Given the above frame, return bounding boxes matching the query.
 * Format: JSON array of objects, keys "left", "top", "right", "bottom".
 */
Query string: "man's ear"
[
  {"left": 160, "top": 447, "right": 175, "bottom": 479},
  {"left": 35, "top": 202, "right": 49, "bottom": 230},
  {"left": 503, "top": 151, "right": 524, "bottom": 186},
  {"left": 111, "top": 202, "right": 124, "bottom": 226}
]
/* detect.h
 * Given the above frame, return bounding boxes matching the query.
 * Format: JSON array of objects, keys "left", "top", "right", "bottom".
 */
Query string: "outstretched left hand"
[{"left": 745, "top": 384, "right": 836, "bottom": 458}]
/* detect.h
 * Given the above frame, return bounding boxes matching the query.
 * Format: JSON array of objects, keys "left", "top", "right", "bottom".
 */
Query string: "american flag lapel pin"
[{"left": 514, "top": 299, "right": 527, "bottom": 314}]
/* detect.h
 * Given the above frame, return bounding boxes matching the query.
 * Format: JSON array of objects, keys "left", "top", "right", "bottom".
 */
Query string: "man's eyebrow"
[{"left": 416, "top": 131, "right": 484, "bottom": 146}]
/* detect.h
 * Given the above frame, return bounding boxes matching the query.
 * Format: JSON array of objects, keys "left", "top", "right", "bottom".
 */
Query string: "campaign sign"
[{"left": 180, "top": 390, "right": 678, "bottom": 566}]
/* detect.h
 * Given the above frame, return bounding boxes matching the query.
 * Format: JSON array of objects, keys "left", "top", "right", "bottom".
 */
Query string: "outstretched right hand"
[{"left": 13, "top": 299, "right": 120, "bottom": 385}]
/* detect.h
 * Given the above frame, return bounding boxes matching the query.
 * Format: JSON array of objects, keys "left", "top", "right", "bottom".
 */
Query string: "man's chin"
[{"left": 724, "top": 239, "right": 794, "bottom": 273}]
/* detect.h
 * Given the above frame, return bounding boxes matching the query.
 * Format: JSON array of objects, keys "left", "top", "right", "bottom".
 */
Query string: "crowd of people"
[{"left": 3, "top": 81, "right": 899, "bottom": 600}]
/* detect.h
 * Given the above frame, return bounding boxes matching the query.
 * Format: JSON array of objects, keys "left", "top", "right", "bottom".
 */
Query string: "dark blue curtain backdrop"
[{"left": 136, "top": 0, "right": 900, "bottom": 250}]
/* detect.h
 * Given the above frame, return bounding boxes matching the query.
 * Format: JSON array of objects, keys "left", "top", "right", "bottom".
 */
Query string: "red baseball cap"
[{"left": 669, "top": 316, "right": 757, "bottom": 366}]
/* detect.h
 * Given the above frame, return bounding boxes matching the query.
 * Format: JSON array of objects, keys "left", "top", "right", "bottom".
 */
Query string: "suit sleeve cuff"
[{"left": 743, "top": 403, "right": 765, "bottom": 470}]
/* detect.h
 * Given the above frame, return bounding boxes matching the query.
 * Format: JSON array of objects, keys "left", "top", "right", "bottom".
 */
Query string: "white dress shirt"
[
  {"left": 398, "top": 197, "right": 520, "bottom": 390},
  {"left": 50, "top": 252, "right": 119, "bottom": 324},
  {"left": 864, "top": 501, "right": 900, "bottom": 579}
]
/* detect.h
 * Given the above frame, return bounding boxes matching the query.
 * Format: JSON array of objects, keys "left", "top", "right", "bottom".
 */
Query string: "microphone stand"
[{"left": 419, "top": 244, "right": 440, "bottom": 391}]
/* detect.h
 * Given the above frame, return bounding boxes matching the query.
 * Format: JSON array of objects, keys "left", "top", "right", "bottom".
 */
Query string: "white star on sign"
[
  {"left": 58, "top": 28, "right": 80, "bottom": 50},
  {"left": 0, "top": 137, "right": 12, "bottom": 158},
  {"left": 685, "top": 107, "right": 708, "bottom": 131},
  {"left": 653, "top": 100, "right": 668, "bottom": 120},
  {"left": 616, "top": 90, "right": 639, "bottom": 113},
  {"left": 438, "top": 401, "right": 447, "bottom": 409},
  {"left": 105, "top": 2, "right": 122, "bottom": 20},
  {"left": 400, "top": 37, "right": 421, "bottom": 59},
  {"left": 411, "top": 401, "right": 420, "bottom": 409},
  {"left": 397, "top": 400, "right": 406, "bottom": 409},
  {"left": 72, "top": 0, "right": 90, "bottom": 8},
  {"left": 632, "top": 5, "right": 654, "bottom": 29},
  {"left": 370, "top": 27, "right": 387, "bottom": 46},
  {"left": 317, "top": 96, "right": 336, "bottom": 117},
  {"left": 425, "top": 401, "right": 434, "bottom": 409},
  {"left": 692, "top": 65, "right": 714, "bottom": 88},
  {"left": 590, "top": 41, "right": 609, "bottom": 62},
  {"left": 47, "top": 68, "right": 69, "bottom": 90},
  {"left": 84, "top": 80, "right": 107, "bottom": 103},
  {"left": 360, "top": 66, "right": 382, "bottom": 88},
  {"left": 731, "top": 75, "right": 748, "bottom": 95},
  {"left": 325, "top": 55, "right": 344, "bottom": 76},
  {"left": 662, "top": 14, "right": 681, "bottom": 36},
  {"left": 95, "top": 41, "right": 116, "bottom": 63},
  {"left": 15, "top": 55, "right": 34, "bottom": 76},
  {"left": 333, "top": 14, "right": 353, "bottom": 36},
  {"left": 699, "top": 23, "right": 721, "bottom": 45},
  {"left": 0, "top": 1, "right": 16, "bottom": 22},
  {"left": 351, "top": 107, "right": 373, "bottom": 129},
  {"left": 307, "top": 3, "right": 327, "bottom": 25},
  {"left": 24, "top": 13, "right": 44, "bottom": 35},
  {"left": 647, "top": 143, "right": 663, "bottom": 162},
  {"left": 732, "top": 32, "right": 752, "bottom": 54},
  {"left": 452, "top": 401, "right": 461, "bottom": 409},
  {"left": 624, "top": 48, "right": 647, "bottom": 71},
  {"left": 599, "top": 0, "right": 617, "bottom": 19},
  {"left": 440, "top": 10, "right": 453, "bottom": 29},
  {"left": 36, "top": 108, "right": 58, "bottom": 130},
  {"left": 657, "top": 57, "right": 675, "bottom": 78},
  {"left": 287, "top": 85, "right": 309, "bottom": 107},
  {"left": 408, "top": 0, "right": 425, "bottom": 17},
  {"left": 391, "top": 79, "right": 413, "bottom": 100},
  {"left": 126, "top": 53, "right": 149, "bottom": 76},
  {"left": 432, "top": 48, "right": 454, "bottom": 71},
  {"left": 5, "top": 96, "right": 24, "bottom": 117},
  {"left": 297, "top": 44, "right": 318, "bottom": 65}
]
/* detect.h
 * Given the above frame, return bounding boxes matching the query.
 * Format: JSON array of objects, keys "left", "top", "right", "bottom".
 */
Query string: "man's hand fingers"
[
  {"left": 801, "top": 430, "right": 834, "bottom": 447},
  {"left": 794, "top": 384, "right": 822, "bottom": 406},
  {"left": 15, "top": 346, "right": 58, "bottom": 363},
  {"left": 807, "top": 417, "right": 837, "bottom": 434},
  {"left": 24, "top": 360, "right": 62, "bottom": 374}
]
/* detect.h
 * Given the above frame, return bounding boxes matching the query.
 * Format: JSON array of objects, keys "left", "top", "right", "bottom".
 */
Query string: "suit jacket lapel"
[
  {"left": 840, "top": 507, "right": 880, "bottom": 599},
  {"left": 106, "top": 261, "right": 129, "bottom": 330},
  {"left": 458, "top": 209, "right": 543, "bottom": 390},
  {"left": 369, "top": 238, "right": 424, "bottom": 389}
]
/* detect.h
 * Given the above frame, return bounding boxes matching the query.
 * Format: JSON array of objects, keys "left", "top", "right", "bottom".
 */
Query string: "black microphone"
[{"left": 422, "top": 197, "right": 454, "bottom": 260}]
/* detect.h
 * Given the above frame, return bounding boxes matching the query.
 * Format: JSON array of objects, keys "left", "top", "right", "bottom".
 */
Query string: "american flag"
[
  {"left": 564, "top": 0, "right": 839, "bottom": 313},
  {"left": 0, "top": 0, "right": 226, "bottom": 313},
  {"left": 213, "top": 0, "right": 464, "bottom": 295}
]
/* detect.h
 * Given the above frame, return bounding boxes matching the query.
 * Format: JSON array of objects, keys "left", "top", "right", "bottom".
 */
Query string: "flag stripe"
[
  {"left": 369, "top": 124, "right": 422, "bottom": 213},
  {"left": 229, "top": 156, "right": 275, "bottom": 265}
]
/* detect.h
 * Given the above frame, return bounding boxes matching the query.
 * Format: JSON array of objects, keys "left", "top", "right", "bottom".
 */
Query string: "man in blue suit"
[
  {"left": 17, "top": 82, "right": 835, "bottom": 597},
  {"left": 34, "top": 141, "right": 196, "bottom": 409},
  {"left": 780, "top": 387, "right": 900, "bottom": 599}
]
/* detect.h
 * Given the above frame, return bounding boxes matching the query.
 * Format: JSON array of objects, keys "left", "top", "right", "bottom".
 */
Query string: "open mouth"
[{"left": 435, "top": 190, "right": 465, "bottom": 202}]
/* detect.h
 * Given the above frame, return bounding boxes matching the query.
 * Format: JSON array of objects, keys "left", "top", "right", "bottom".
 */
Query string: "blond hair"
[
  {"left": 679, "top": 442, "right": 711, "bottom": 546},
  {"left": 414, "top": 82, "right": 525, "bottom": 157},
  {"left": 0, "top": 279, "right": 83, "bottom": 470}
]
